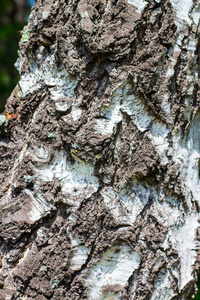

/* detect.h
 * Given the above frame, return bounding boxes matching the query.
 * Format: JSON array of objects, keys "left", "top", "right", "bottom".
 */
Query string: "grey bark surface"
[{"left": 0, "top": 0, "right": 200, "bottom": 299}]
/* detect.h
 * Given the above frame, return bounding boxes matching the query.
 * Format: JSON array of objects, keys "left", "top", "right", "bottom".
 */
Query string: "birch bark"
[{"left": 0, "top": 0, "right": 200, "bottom": 299}]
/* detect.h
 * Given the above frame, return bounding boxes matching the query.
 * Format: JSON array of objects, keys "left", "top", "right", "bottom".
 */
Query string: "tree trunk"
[{"left": 0, "top": 0, "right": 200, "bottom": 299}]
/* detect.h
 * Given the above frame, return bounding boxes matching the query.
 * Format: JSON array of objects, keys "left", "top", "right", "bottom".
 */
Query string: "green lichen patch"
[
  {"left": 17, "top": 90, "right": 22, "bottom": 98},
  {"left": 50, "top": 279, "right": 59, "bottom": 289},
  {"left": 72, "top": 143, "right": 79, "bottom": 149},
  {"left": 48, "top": 133, "right": 56, "bottom": 139},
  {"left": 22, "top": 26, "right": 30, "bottom": 43},
  {"left": 34, "top": 181, "right": 40, "bottom": 191},
  {"left": 40, "top": 265, "right": 47, "bottom": 272},
  {"left": 0, "top": 115, "right": 7, "bottom": 127},
  {"left": 23, "top": 175, "right": 33, "bottom": 183},
  {"left": 0, "top": 205, "right": 4, "bottom": 213},
  {"left": 47, "top": 132, "right": 56, "bottom": 143}
]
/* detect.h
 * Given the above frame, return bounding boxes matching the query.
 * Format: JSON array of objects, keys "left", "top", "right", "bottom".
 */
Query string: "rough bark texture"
[{"left": 0, "top": 0, "right": 200, "bottom": 299}]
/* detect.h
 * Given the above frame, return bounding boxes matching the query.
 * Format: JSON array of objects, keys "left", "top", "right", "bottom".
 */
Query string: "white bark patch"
[
  {"left": 172, "top": 112, "right": 200, "bottom": 206},
  {"left": 101, "top": 181, "right": 152, "bottom": 225},
  {"left": 95, "top": 103, "right": 122, "bottom": 135},
  {"left": 68, "top": 234, "right": 90, "bottom": 271},
  {"left": 150, "top": 269, "right": 176, "bottom": 300},
  {"left": 19, "top": 46, "right": 78, "bottom": 98},
  {"left": 97, "top": 81, "right": 170, "bottom": 162},
  {"left": 127, "top": 0, "right": 147, "bottom": 13},
  {"left": 165, "top": 45, "right": 181, "bottom": 78},
  {"left": 110, "top": 81, "right": 158, "bottom": 132},
  {"left": 101, "top": 187, "right": 143, "bottom": 225},
  {"left": 85, "top": 244, "right": 141, "bottom": 299},
  {"left": 34, "top": 151, "right": 99, "bottom": 206},
  {"left": 26, "top": 145, "right": 51, "bottom": 166},
  {"left": 121, "top": 92, "right": 153, "bottom": 132},
  {"left": 24, "top": 189, "right": 52, "bottom": 222},
  {"left": 42, "top": 10, "right": 51, "bottom": 20},
  {"left": 170, "top": 0, "right": 193, "bottom": 28},
  {"left": 163, "top": 213, "right": 199, "bottom": 291},
  {"left": 149, "top": 121, "right": 170, "bottom": 165},
  {"left": 55, "top": 99, "right": 70, "bottom": 112},
  {"left": 191, "top": 3, "right": 200, "bottom": 24},
  {"left": 71, "top": 107, "right": 83, "bottom": 121},
  {"left": 151, "top": 198, "right": 184, "bottom": 228},
  {"left": 4, "top": 143, "right": 28, "bottom": 204}
]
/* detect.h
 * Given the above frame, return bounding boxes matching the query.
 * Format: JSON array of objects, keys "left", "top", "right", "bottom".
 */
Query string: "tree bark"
[{"left": 0, "top": 0, "right": 200, "bottom": 299}]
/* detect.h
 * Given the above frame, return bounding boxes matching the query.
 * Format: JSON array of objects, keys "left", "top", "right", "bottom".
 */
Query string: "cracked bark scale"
[{"left": 0, "top": 0, "right": 200, "bottom": 299}]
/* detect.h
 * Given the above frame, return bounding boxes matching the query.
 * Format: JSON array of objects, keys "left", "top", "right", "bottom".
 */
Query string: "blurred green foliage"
[
  {"left": 0, "top": 0, "right": 22, "bottom": 112},
  {"left": 0, "top": 0, "right": 34, "bottom": 112},
  {"left": 194, "top": 273, "right": 200, "bottom": 300}
]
